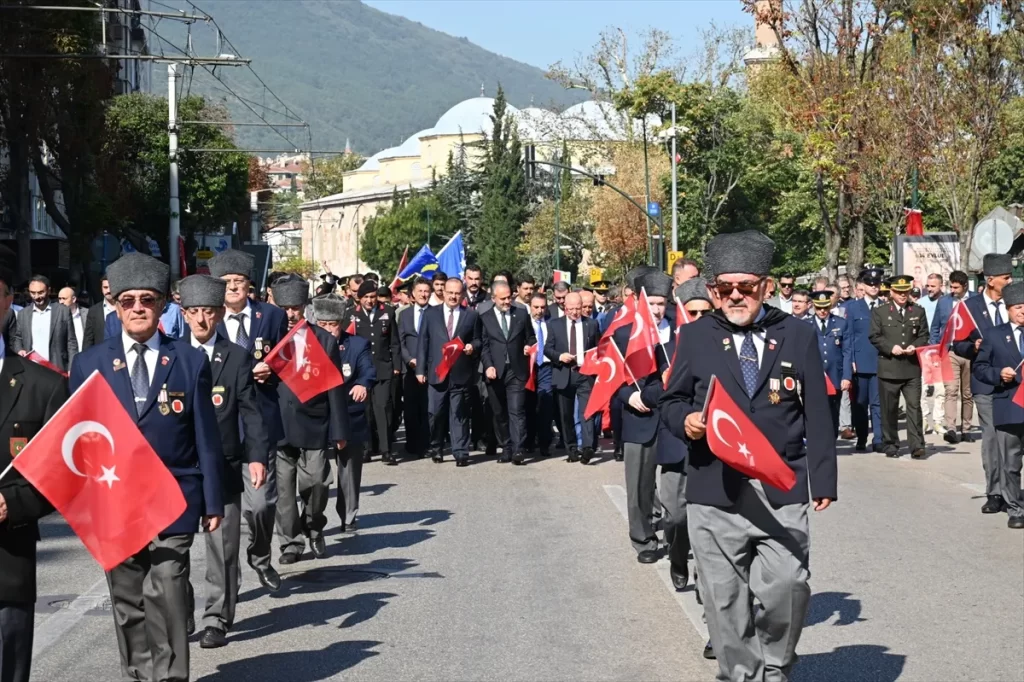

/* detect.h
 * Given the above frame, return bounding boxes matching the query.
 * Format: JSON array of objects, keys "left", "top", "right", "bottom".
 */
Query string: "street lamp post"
[{"left": 641, "top": 117, "right": 652, "bottom": 263}]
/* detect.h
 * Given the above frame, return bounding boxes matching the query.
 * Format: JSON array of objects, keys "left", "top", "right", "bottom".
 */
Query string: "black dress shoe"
[
  {"left": 496, "top": 455, "right": 510, "bottom": 463},
  {"left": 186, "top": 614, "right": 195, "bottom": 637},
  {"left": 872, "top": 443, "right": 885, "bottom": 453},
  {"left": 637, "top": 549, "right": 659, "bottom": 564},
  {"left": 384, "top": 452, "right": 398, "bottom": 466},
  {"left": 910, "top": 448, "right": 926, "bottom": 459},
  {"left": 670, "top": 563, "right": 688, "bottom": 591},
  {"left": 431, "top": 450, "right": 444, "bottom": 463},
  {"left": 885, "top": 449, "right": 900, "bottom": 458},
  {"left": 539, "top": 448, "right": 550, "bottom": 457},
  {"left": 1008, "top": 516, "right": 1024, "bottom": 529},
  {"left": 613, "top": 445, "right": 624, "bottom": 462},
  {"left": 455, "top": 457, "right": 469, "bottom": 467},
  {"left": 703, "top": 641, "right": 716, "bottom": 660},
  {"left": 943, "top": 429, "right": 961, "bottom": 444},
  {"left": 254, "top": 565, "right": 281, "bottom": 592},
  {"left": 580, "top": 448, "right": 594, "bottom": 465},
  {"left": 310, "top": 536, "right": 327, "bottom": 559},
  {"left": 855, "top": 441, "right": 867, "bottom": 452},
  {"left": 199, "top": 627, "right": 227, "bottom": 649},
  {"left": 982, "top": 495, "right": 1005, "bottom": 514},
  {"left": 567, "top": 448, "right": 580, "bottom": 463},
  {"left": 960, "top": 431, "right": 974, "bottom": 443},
  {"left": 278, "top": 552, "right": 300, "bottom": 565},
  {"left": 512, "top": 451, "right": 526, "bottom": 465}
]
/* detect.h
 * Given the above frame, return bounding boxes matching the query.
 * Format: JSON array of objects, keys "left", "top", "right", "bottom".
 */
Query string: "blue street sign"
[{"left": 648, "top": 202, "right": 661, "bottom": 217}]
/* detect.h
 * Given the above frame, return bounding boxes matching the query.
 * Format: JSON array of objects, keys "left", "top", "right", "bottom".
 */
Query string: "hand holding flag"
[
  {"left": 265, "top": 320, "right": 344, "bottom": 403},
  {"left": 26, "top": 351, "right": 68, "bottom": 377},
  {"left": 525, "top": 344, "right": 538, "bottom": 391},
  {"left": 436, "top": 337, "right": 465, "bottom": 381}
]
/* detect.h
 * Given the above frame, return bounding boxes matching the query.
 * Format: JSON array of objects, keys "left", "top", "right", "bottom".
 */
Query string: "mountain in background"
[{"left": 172, "top": 0, "right": 585, "bottom": 155}]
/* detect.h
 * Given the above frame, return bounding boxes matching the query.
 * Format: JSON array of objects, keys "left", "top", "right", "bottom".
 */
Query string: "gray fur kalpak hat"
[
  {"left": 312, "top": 295, "right": 345, "bottom": 322},
  {"left": 626, "top": 266, "right": 660, "bottom": 293},
  {"left": 107, "top": 253, "right": 169, "bottom": 298},
  {"left": 178, "top": 274, "right": 226, "bottom": 308},
  {"left": 272, "top": 279, "right": 309, "bottom": 308},
  {"left": 208, "top": 249, "right": 255, "bottom": 279},
  {"left": 1002, "top": 281, "right": 1024, "bottom": 308},
  {"left": 983, "top": 253, "right": 1012, "bottom": 278},
  {"left": 676, "top": 278, "right": 712, "bottom": 305},
  {"left": 706, "top": 230, "right": 774, "bottom": 278},
  {"left": 636, "top": 271, "right": 673, "bottom": 299}
]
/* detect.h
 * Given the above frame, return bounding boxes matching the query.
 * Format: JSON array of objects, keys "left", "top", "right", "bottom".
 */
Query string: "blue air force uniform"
[
  {"left": 845, "top": 268, "right": 885, "bottom": 449},
  {"left": 806, "top": 291, "right": 853, "bottom": 436}
]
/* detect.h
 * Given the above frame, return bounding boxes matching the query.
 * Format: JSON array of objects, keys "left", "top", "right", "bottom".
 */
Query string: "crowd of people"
[{"left": 0, "top": 233, "right": 1020, "bottom": 682}]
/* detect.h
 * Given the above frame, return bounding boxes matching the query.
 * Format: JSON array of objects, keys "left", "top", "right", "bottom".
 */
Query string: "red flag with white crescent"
[
  {"left": 937, "top": 301, "right": 979, "bottom": 382},
  {"left": 583, "top": 336, "right": 627, "bottom": 419},
  {"left": 600, "top": 295, "right": 637, "bottom": 341},
  {"left": 525, "top": 343, "right": 538, "bottom": 391},
  {"left": 1014, "top": 382, "right": 1024, "bottom": 409},
  {"left": 624, "top": 289, "right": 658, "bottom": 378},
  {"left": 11, "top": 371, "right": 186, "bottom": 570},
  {"left": 26, "top": 350, "right": 68, "bottom": 377},
  {"left": 915, "top": 345, "right": 945, "bottom": 385},
  {"left": 265, "top": 320, "right": 344, "bottom": 403},
  {"left": 702, "top": 375, "right": 797, "bottom": 492},
  {"left": 675, "top": 298, "right": 692, "bottom": 333},
  {"left": 436, "top": 336, "right": 465, "bottom": 382}
]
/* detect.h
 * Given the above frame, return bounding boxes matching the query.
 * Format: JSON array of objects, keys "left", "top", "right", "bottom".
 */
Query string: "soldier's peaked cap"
[
  {"left": 208, "top": 249, "right": 255, "bottom": 279},
  {"left": 706, "top": 230, "right": 774, "bottom": 278},
  {"left": 178, "top": 274, "right": 226, "bottom": 308},
  {"left": 811, "top": 290, "right": 835, "bottom": 307},
  {"left": 107, "top": 253, "right": 169, "bottom": 299},
  {"left": 888, "top": 275, "right": 913, "bottom": 292}
]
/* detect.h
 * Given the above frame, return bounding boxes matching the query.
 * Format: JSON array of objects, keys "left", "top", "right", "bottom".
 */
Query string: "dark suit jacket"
[
  {"left": 545, "top": 302, "right": 565, "bottom": 321},
  {"left": 399, "top": 304, "right": 429, "bottom": 370},
  {"left": 339, "top": 332, "right": 376, "bottom": 443},
  {"left": 972, "top": 323, "right": 1024, "bottom": 427},
  {"left": 83, "top": 301, "right": 114, "bottom": 350},
  {"left": 277, "top": 325, "right": 350, "bottom": 450},
  {"left": 543, "top": 315, "right": 599, "bottom": 389},
  {"left": 14, "top": 303, "right": 78, "bottom": 371},
  {"left": 0, "top": 354, "right": 68, "bottom": 603},
  {"left": 954, "top": 293, "right": 1005, "bottom": 396},
  {"left": 352, "top": 303, "right": 401, "bottom": 380},
  {"left": 69, "top": 334, "right": 225, "bottom": 535},
  {"left": 613, "top": 323, "right": 673, "bottom": 446},
  {"left": 415, "top": 305, "right": 480, "bottom": 386},
  {"left": 659, "top": 307, "right": 838, "bottom": 507},
  {"left": 1, "top": 309, "right": 16, "bottom": 347},
  {"left": 480, "top": 305, "right": 536, "bottom": 381}
]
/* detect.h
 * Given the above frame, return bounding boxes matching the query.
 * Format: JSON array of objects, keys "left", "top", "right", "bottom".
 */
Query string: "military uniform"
[
  {"left": 869, "top": 275, "right": 930, "bottom": 457},
  {"left": 350, "top": 288, "right": 401, "bottom": 464},
  {"left": 807, "top": 291, "right": 852, "bottom": 436},
  {"left": 845, "top": 268, "right": 885, "bottom": 451}
]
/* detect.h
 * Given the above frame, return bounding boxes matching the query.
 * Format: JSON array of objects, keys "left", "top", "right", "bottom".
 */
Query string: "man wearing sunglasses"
[
  {"left": 660, "top": 231, "right": 837, "bottom": 682},
  {"left": 767, "top": 272, "right": 796, "bottom": 314}
]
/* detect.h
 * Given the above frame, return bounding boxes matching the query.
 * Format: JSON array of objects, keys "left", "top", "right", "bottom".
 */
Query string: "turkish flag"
[
  {"left": 1013, "top": 382, "right": 1024, "bottom": 409},
  {"left": 675, "top": 298, "right": 693, "bottom": 333},
  {"left": 436, "top": 337, "right": 465, "bottom": 382},
  {"left": 525, "top": 344, "right": 538, "bottom": 391},
  {"left": 824, "top": 373, "right": 837, "bottom": 396},
  {"left": 12, "top": 371, "right": 186, "bottom": 570},
  {"left": 915, "top": 345, "right": 945, "bottom": 385},
  {"left": 600, "top": 295, "right": 636, "bottom": 341},
  {"left": 266, "top": 320, "right": 344, "bottom": 403},
  {"left": 624, "top": 289, "right": 658, "bottom": 379},
  {"left": 583, "top": 337, "right": 627, "bottom": 419},
  {"left": 940, "top": 300, "right": 979, "bottom": 345},
  {"left": 579, "top": 345, "right": 601, "bottom": 375},
  {"left": 345, "top": 316, "right": 357, "bottom": 336},
  {"left": 905, "top": 208, "right": 924, "bottom": 236},
  {"left": 702, "top": 376, "right": 797, "bottom": 492},
  {"left": 26, "top": 351, "right": 67, "bottom": 377}
]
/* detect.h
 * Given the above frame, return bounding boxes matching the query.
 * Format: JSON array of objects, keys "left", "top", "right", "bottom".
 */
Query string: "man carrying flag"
[
  {"left": 544, "top": 292, "right": 600, "bottom": 464},
  {"left": 660, "top": 231, "right": 837, "bottom": 681},
  {"left": 972, "top": 281, "right": 1024, "bottom": 529},
  {"left": 69, "top": 252, "right": 224, "bottom": 682}
]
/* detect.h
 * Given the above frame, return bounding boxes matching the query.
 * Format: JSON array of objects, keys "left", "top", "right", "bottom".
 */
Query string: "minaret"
[
  {"left": 744, "top": 0, "right": 782, "bottom": 68},
  {"left": 480, "top": 83, "right": 485, "bottom": 97},
  {"left": 344, "top": 138, "right": 352, "bottom": 155}
]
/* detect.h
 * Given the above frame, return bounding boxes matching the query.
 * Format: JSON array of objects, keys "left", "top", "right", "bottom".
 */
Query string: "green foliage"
[
  {"left": 359, "top": 191, "right": 458, "bottom": 275},
  {"left": 266, "top": 191, "right": 302, "bottom": 227},
  {"left": 302, "top": 153, "right": 363, "bottom": 200},
  {"left": 435, "top": 144, "right": 480, "bottom": 251},
  {"left": 274, "top": 256, "right": 316, "bottom": 280},
  {"left": 519, "top": 184, "right": 594, "bottom": 282},
  {"left": 986, "top": 97, "right": 1024, "bottom": 207}
]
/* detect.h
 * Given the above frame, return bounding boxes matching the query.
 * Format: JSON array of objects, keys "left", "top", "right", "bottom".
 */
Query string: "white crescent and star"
[
  {"left": 710, "top": 409, "right": 754, "bottom": 465},
  {"left": 60, "top": 421, "right": 118, "bottom": 487},
  {"left": 597, "top": 356, "right": 617, "bottom": 383}
]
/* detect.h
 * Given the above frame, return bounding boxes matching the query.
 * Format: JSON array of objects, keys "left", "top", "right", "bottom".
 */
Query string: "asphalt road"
[{"left": 28, "top": 427, "right": 1024, "bottom": 682}]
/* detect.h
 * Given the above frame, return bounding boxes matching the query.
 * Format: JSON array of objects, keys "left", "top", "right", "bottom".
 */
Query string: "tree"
[
  {"left": 476, "top": 86, "right": 529, "bottom": 275},
  {"left": 302, "top": 152, "right": 364, "bottom": 200},
  {"left": 986, "top": 97, "right": 1024, "bottom": 207},
  {"left": 359, "top": 190, "right": 458, "bottom": 274},
  {"left": 435, "top": 142, "right": 481, "bottom": 249}
]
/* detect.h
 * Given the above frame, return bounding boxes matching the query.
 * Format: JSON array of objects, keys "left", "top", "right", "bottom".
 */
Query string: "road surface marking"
[
  {"left": 32, "top": 576, "right": 110, "bottom": 658},
  {"left": 960, "top": 482, "right": 986, "bottom": 495}
]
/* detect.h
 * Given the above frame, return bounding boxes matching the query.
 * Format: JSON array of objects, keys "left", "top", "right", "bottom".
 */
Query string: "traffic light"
[{"left": 524, "top": 144, "right": 536, "bottom": 179}]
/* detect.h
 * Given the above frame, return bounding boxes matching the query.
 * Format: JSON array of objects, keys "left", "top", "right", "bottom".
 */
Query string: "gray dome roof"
[
  {"left": 432, "top": 97, "right": 521, "bottom": 137},
  {"left": 378, "top": 128, "right": 433, "bottom": 160}
]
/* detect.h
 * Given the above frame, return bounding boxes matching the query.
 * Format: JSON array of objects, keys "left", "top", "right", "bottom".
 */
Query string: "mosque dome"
[
  {"left": 378, "top": 129, "right": 433, "bottom": 160},
  {"left": 432, "top": 97, "right": 521, "bottom": 137},
  {"left": 517, "top": 106, "right": 559, "bottom": 143}
]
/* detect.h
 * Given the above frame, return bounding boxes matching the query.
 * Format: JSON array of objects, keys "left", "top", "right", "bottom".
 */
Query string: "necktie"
[
  {"left": 820, "top": 319, "right": 827, "bottom": 334},
  {"left": 739, "top": 332, "right": 759, "bottom": 397},
  {"left": 569, "top": 321, "right": 577, "bottom": 359},
  {"left": 536, "top": 322, "right": 544, "bottom": 366},
  {"left": 232, "top": 313, "right": 249, "bottom": 347},
  {"left": 500, "top": 311, "right": 509, "bottom": 339},
  {"left": 1018, "top": 328, "right": 1023, "bottom": 357},
  {"left": 130, "top": 343, "right": 150, "bottom": 415},
  {"left": 447, "top": 309, "right": 455, "bottom": 339},
  {"left": 416, "top": 306, "right": 423, "bottom": 333},
  {"left": 993, "top": 301, "right": 1004, "bottom": 326}
]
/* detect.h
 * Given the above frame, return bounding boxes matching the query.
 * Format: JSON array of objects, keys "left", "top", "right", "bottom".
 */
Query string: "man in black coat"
[
  {"left": 399, "top": 279, "right": 432, "bottom": 456},
  {"left": 480, "top": 281, "right": 536, "bottom": 465},
  {"left": 350, "top": 280, "right": 401, "bottom": 464},
  {"left": 660, "top": 230, "right": 837, "bottom": 681},
  {"left": 82, "top": 275, "right": 116, "bottom": 350},
  {"left": 0, "top": 255, "right": 68, "bottom": 682},
  {"left": 544, "top": 291, "right": 600, "bottom": 463},
  {"left": 270, "top": 279, "right": 349, "bottom": 563},
  {"left": 415, "top": 278, "right": 480, "bottom": 466},
  {"left": 179, "top": 275, "right": 271, "bottom": 649}
]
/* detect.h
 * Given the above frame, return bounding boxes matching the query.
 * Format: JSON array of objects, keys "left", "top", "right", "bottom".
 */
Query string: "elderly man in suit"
[
  {"left": 57, "top": 286, "right": 87, "bottom": 351},
  {"left": 69, "top": 253, "right": 223, "bottom": 682},
  {"left": 660, "top": 231, "right": 837, "bottom": 681},
  {"left": 0, "top": 253, "right": 69, "bottom": 682},
  {"left": 544, "top": 291, "right": 600, "bottom": 463},
  {"left": 399, "top": 278, "right": 432, "bottom": 457},
  {"left": 14, "top": 275, "right": 77, "bottom": 371},
  {"left": 178, "top": 274, "right": 270, "bottom": 648}
]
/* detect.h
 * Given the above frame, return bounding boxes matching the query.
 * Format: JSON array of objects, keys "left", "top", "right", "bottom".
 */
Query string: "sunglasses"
[
  {"left": 684, "top": 308, "right": 711, "bottom": 318},
  {"left": 714, "top": 279, "right": 764, "bottom": 297},
  {"left": 118, "top": 295, "right": 160, "bottom": 309},
  {"left": 779, "top": 281, "right": 795, "bottom": 288}
]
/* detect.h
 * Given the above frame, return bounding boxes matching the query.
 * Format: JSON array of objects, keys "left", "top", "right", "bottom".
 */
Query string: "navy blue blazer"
[
  {"left": 338, "top": 332, "right": 376, "bottom": 444},
  {"left": 543, "top": 316, "right": 600, "bottom": 389},
  {"left": 216, "top": 301, "right": 289, "bottom": 442},
  {"left": 276, "top": 325, "right": 350, "bottom": 450},
  {"left": 843, "top": 298, "right": 879, "bottom": 375},
  {"left": 953, "top": 293, "right": 1005, "bottom": 396},
  {"left": 806, "top": 314, "right": 853, "bottom": 387},
  {"left": 69, "top": 334, "right": 225, "bottom": 535},
  {"left": 612, "top": 323, "right": 674, "bottom": 447},
  {"left": 659, "top": 308, "right": 838, "bottom": 507},
  {"left": 415, "top": 305, "right": 480, "bottom": 387},
  {"left": 972, "top": 323, "right": 1024, "bottom": 427}
]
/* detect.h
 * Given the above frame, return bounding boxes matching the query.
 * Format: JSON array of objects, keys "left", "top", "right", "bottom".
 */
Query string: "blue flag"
[
  {"left": 396, "top": 245, "right": 439, "bottom": 282},
  {"left": 437, "top": 231, "right": 466, "bottom": 279}
]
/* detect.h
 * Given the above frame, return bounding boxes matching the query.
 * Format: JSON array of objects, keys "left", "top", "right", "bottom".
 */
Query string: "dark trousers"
[
  {"left": 659, "top": 460, "right": 690, "bottom": 571},
  {"left": 828, "top": 394, "right": 841, "bottom": 437},
  {"left": 557, "top": 370, "right": 594, "bottom": 451},
  {"left": 853, "top": 372, "right": 882, "bottom": 445},
  {"left": 610, "top": 395, "right": 624, "bottom": 448},
  {"left": 0, "top": 602, "right": 33, "bottom": 682},
  {"left": 470, "top": 377, "right": 494, "bottom": 452},
  {"left": 402, "top": 372, "right": 429, "bottom": 455},
  {"left": 368, "top": 377, "right": 393, "bottom": 455},
  {"left": 525, "top": 364, "right": 554, "bottom": 451},
  {"left": 428, "top": 381, "right": 471, "bottom": 458},
  {"left": 879, "top": 375, "right": 924, "bottom": 452},
  {"left": 390, "top": 370, "right": 403, "bottom": 441},
  {"left": 485, "top": 369, "right": 527, "bottom": 454}
]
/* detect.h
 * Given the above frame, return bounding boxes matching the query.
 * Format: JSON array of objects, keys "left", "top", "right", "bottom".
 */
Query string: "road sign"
[
  {"left": 666, "top": 250, "right": 684, "bottom": 274},
  {"left": 647, "top": 202, "right": 661, "bottom": 218},
  {"left": 197, "top": 249, "right": 214, "bottom": 260}
]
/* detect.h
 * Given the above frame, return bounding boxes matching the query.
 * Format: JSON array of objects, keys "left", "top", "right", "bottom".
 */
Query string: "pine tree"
[
  {"left": 476, "top": 85, "right": 529, "bottom": 275},
  {"left": 436, "top": 139, "right": 480, "bottom": 246}
]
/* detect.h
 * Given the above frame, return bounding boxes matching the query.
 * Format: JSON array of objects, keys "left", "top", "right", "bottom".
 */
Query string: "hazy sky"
[{"left": 364, "top": 0, "right": 751, "bottom": 71}]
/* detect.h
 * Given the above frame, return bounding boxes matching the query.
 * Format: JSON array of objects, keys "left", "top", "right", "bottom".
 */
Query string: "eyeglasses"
[
  {"left": 118, "top": 295, "right": 160, "bottom": 309},
  {"left": 713, "top": 279, "right": 764, "bottom": 297},
  {"left": 684, "top": 308, "right": 711, "bottom": 318}
]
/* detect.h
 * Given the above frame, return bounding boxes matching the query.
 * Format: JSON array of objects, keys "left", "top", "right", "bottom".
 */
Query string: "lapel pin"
[
  {"left": 9, "top": 378, "right": 15, "bottom": 387},
  {"left": 255, "top": 311, "right": 262, "bottom": 319},
  {"left": 161, "top": 356, "right": 169, "bottom": 366},
  {"left": 113, "top": 358, "right": 124, "bottom": 371},
  {"left": 1007, "top": 335, "right": 1013, "bottom": 343},
  {"left": 214, "top": 353, "right": 223, "bottom": 363}
]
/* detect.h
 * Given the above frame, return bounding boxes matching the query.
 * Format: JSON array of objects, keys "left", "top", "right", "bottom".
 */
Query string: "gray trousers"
[
  {"left": 623, "top": 441, "right": 659, "bottom": 553},
  {"left": 0, "top": 602, "right": 33, "bottom": 682},
  {"left": 242, "top": 455, "right": 277, "bottom": 570},
  {"left": 659, "top": 463, "right": 689, "bottom": 569},
  {"left": 689, "top": 482, "right": 811, "bottom": 682},
  {"left": 106, "top": 534, "right": 194, "bottom": 682},
  {"left": 838, "top": 388, "right": 851, "bottom": 430},
  {"left": 203, "top": 494, "right": 242, "bottom": 632},
  {"left": 998, "top": 425, "right": 1024, "bottom": 518},
  {"left": 275, "top": 447, "right": 330, "bottom": 557},
  {"left": 335, "top": 441, "right": 365, "bottom": 527},
  {"left": 975, "top": 394, "right": 1005, "bottom": 496}
]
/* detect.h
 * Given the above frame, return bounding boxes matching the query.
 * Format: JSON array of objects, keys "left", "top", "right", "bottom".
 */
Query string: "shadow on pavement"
[
  {"left": 334, "top": 529, "right": 436, "bottom": 556},
  {"left": 229, "top": 592, "right": 397, "bottom": 642},
  {"left": 198, "top": 639, "right": 382, "bottom": 681},
  {"left": 805, "top": 591, "right": 865, "bottom": 627},
  {"left": 341, "top": 509, "right": 453, "bottom": 532},
  {"left": 361, "top": 483, "right": 396, "bottom": 497},
  {"left": 238, "top": 558, "right": 420, "bottom": 602},
  {"left": 792, "top": 644, "right": 906, "bottom": 682}
]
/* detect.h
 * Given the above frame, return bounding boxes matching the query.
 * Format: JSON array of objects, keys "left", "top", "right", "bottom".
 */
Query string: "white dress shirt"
[
  {"left": 566, "top": 317, "right": 584, "bottom": 365},
  {"left": 293, "top": 325, "right": 308, "bottom": 368},
  {"left": 1014, "top": 324, "right": 1024, "bottom": 355},
  {"left": 413, "top": 304, "right": 428, "bottom": 333},
  {"left": 103, "top": 300, "right": 115, "bottom": 317},
  {"left": 493, "top": 306, "right": 511, "bottom": 333},
  {"left": 983, "top": 292, "right": 1005, "bottom": 325},
  {"left": 122, "top": 329, "right": 160, "bottom": 389},
  {"left": 443, "top": 305, "right": 461, "bottom": 338},
  {"left": 0, "top": 335, "right": 5, "bottom": 376},
  {"left": 864, "top": 295, "right": 878, "bottom": 309},
  {"left": 30, "top": 303, "right": 52, "bottom": 360},
  {"left": 657, "top": 318, "right": 671, "bottom": 345},
  {"left": 70, "top": 307, "right": 84, "bottom": 351},
  {"left": 224, "top": 301, "right": 253, "bottom": 342},
  {"left": 190, "top": 334, "right": 216, "bottom": 362}
]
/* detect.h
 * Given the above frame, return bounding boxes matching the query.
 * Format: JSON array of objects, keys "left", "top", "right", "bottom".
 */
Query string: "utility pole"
[
  {"left": 670, "top": 102, "right": 679, "bottom": 253},
  {"left": 168, "top": 63, "right": 181, "bottom": 281},
  {"left": 641, "top": 117, "right": 652, "bottom": 263},
  {"left": 554, "top": 171, "right": 561, "bottom": 271}
]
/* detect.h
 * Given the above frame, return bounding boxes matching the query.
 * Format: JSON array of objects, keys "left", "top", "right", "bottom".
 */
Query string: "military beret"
[
  {"left": 107, "top": 253, "right": 169, "bottom": 298},
  {"left": 706, "top": 230, "right": 774, "bottom": 278},
  {"left": 178, "top": 274, "right": 226, "bottom": 308},
  {"left": 312, "top": 294, "right": 345, "bottom": 321},
  {"left": 636, "top": 271, "right": 673, "bottom": 298},
  {"left": 810, "top": 290, "right": 834, "bottom": 308},
  {"left": 676, "top": 278, "right": 712, "bottom": 305},
  {"left": 208, "top": 249, "right": 254, "bottom": 280},
  {"left": 357, "top": 280, "right": 377, "bottom": 298},
  {"left": 888, "top": 275, "right": 913, "bottom": 293},
  {"left": 271, "top": 279, "right": 309, "bottom": 308},
  {"left": 1002, "top": 281, "right": 1024, "bottom": 308},
  {"left": 983, "top": 253, "right": 1012, "bottom": 277}
]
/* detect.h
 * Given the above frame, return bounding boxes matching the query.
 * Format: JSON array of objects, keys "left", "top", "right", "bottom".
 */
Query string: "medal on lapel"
[
  {"left": 769, "top": 378, "right": 781, "bottom": 404},
  {"left": 254, "top": 337, "right": 264, "bottom": 360},
  {"left": 722, "top": 337, "right": 732, "bottom": 351},
  {"left": 158, "top": 383, "right": 171, "bottom": 416},
  {"left": 769, "top": 338, "right": 777, "bottom": 351}
]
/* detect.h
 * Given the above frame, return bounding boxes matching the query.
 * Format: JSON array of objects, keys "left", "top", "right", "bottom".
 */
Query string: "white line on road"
[
  {"left": 32, "top": 575, "right": 110, "bottom": 658},
  {"left": 960, "top": 482, "right": 987, "bottom": 495},
  {"left": 602, "top": 484, "right": 708, "bottom": 641}
]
